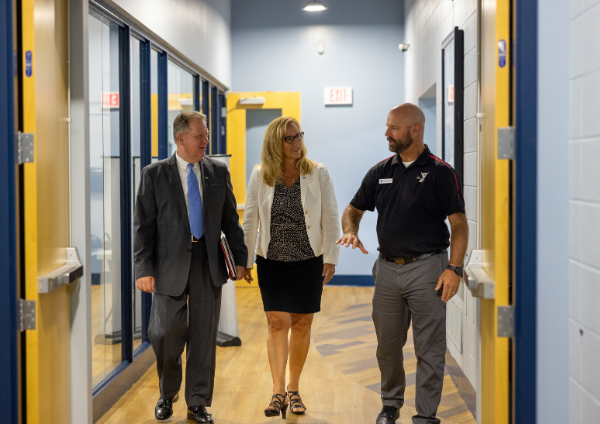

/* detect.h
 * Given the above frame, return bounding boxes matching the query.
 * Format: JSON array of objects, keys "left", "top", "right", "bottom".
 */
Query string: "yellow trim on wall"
[
  {"left": 226, "top": 92, "right": 301, "bottom": 287},
  {"left": 23, "top": 0, "right": 71, "bottom": 422}
]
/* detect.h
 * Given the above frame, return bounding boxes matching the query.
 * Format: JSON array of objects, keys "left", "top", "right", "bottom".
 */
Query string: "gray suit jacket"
[{"left": 133, "top": 153, "right": 248, "bottom": 297}]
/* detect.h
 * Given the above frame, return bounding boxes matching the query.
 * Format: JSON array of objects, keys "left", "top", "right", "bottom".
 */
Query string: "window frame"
[
  {"left": 441, "top": 26, "right": 465, "bottom": 189},
  {"left": 88, "top": 1, "right": 229, "bottom": 416}
]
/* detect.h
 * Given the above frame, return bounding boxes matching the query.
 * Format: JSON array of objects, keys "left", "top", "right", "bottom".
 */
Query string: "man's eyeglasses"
[{"left": 282, "top": 132, "right": 304, "bottom": 144}]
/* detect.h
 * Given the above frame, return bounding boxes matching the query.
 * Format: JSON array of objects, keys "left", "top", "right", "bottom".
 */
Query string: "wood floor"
[
  {"left": 314, "top": 302, "right": 476, "bottom": 424},
  {"left": 97, "top": 287, "right": 475, "bottom": 424}
]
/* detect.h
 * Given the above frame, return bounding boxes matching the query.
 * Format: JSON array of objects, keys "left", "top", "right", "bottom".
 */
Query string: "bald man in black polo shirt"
[{"left": 337, "top": 104, "right": 468, "bottom": 424}]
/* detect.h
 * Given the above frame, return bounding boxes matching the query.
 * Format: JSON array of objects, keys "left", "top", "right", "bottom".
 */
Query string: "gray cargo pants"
[{"left": 372, "top": 252, "right": 448, "bottom": 424}]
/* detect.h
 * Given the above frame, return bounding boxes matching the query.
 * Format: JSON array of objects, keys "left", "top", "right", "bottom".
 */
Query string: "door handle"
[
  {"left": 38, "top": 247, "right": 83, "bottom": 293},
  {"left": 463, "top": 249, "right": 495, "bottom": 299}
]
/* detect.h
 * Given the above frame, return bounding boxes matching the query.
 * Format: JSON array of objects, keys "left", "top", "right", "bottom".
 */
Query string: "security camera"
[{"left": 398, "top": 43, "right": 410, "bottom": 52}]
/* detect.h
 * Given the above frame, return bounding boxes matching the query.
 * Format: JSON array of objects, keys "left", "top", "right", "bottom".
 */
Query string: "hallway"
[{"left": 97, "top": 287, "right": 474, "bottom": 424}]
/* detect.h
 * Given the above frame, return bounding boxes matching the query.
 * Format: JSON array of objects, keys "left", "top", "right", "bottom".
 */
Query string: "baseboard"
[
  {"left": 93, "top": 342, "right": 156, "bottom": 422},
  {"left": 328, "top": 275, "right": 374, "bottom": 286},
  {"left": 444, "top": 349, "right": 476, "bottom": 418}
]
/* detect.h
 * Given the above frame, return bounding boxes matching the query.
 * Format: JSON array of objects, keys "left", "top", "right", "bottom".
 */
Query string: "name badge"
[{"left": 379, "top": 178, "right": 393, "bottom": 184}]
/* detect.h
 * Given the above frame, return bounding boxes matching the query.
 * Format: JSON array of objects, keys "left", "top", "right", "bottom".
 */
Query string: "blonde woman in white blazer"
[{"left": 242, "top": 116, "right": 341, "bottom": 418}]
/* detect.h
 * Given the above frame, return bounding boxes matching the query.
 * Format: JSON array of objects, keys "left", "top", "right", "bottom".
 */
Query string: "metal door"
[
  {"left": 478, "top": 0, "right": 512, "bottom": 422},
  {"left": 21, "top": 0, "right": 72, "bottom": 422}
]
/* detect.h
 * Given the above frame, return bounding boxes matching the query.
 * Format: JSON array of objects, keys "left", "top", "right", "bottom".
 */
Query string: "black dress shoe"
[
  {"left": 155, "top": 393, "right": 179, "bottom": 420},
  {"left": 187, "top": 405, "right": 214, "bottom": 423},
  {"left": 376, "top": 405, "right": 400, "bottom": 424}
]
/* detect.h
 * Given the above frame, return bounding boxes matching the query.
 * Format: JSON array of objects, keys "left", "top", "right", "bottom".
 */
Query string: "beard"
[{"left": 388, "top": 131, "right": 414, "bottom": 154}]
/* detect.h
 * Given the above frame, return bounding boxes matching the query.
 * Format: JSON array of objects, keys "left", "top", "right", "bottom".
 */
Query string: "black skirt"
[{"left": 256, "top": 255, "right": 324, "bottom": 314}]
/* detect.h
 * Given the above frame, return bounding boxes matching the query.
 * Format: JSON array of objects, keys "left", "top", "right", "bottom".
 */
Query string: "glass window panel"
[
  {"left": 130, "top": 36, "right": 142, "bottom": 353},
  {"left": 151, "top": 49, "right": 158, "bottom": 163},
  {"left": 88, "top": 11, "right": 123, "bottom": 387},
  {"left": 167, "top": 61, "right": 194, "bottom": 156}
]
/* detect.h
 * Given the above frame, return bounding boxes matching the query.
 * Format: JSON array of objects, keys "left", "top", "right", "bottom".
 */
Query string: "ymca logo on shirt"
[{"left": 417, "top": 172, "right": 429, "bottom": 183}]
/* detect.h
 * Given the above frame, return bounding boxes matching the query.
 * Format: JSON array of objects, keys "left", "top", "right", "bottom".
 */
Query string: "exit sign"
[
  {"left": 324, "top": 87, "right": 353, "bottom": 106},
  {"left": 102, "top": 92, "right": 119, "bottom": 108}
]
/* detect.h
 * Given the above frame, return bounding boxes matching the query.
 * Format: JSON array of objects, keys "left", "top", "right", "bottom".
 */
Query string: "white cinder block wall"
[
  {"left": 404, "top": 0, "right": 479, "bottom": 389},
  {"left": 569, "top": 1, "right": 600, "bottom": 421}
]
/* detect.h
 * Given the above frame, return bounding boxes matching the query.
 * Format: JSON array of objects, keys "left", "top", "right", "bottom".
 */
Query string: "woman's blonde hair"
[{"left": 259, "top": 116, "right": 316, "bottom": 186}]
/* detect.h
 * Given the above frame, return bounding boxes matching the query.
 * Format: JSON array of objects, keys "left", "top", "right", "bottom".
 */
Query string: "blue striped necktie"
[{"left": 187, "top": 163, "right": 204, "bottom": 239}]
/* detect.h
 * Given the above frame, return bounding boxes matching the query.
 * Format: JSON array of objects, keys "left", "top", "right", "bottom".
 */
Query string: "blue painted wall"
[{"left": 232, "top": 0, "right": 405, "bottom": 277}]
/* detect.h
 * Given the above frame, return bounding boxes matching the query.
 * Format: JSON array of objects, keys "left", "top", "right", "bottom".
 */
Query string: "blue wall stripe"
[
  {"left": 328, "top": 275, "right": 374, "bottom": 287},
  {"left": 515, "top": 1, "right": 538, "bottom": 422}
]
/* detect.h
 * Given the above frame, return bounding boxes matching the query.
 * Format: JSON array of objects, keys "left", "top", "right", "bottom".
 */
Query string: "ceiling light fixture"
[{"left": 303, "top": 0, "right": 328, "bottom": 12}]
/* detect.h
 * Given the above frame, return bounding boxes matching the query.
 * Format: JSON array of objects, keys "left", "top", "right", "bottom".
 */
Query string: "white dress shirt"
[{"left": 175, "top": 151, "right": 203, "bottom": 214}]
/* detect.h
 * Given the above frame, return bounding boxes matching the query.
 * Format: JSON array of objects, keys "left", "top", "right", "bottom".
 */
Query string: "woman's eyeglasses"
[{"left": 282, "top": 132, "right": 304, "bottom": 144}]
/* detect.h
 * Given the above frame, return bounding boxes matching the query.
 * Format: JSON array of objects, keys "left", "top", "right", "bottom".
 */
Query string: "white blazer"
[{"left": 242, "top": 163, "right": 341, "bottom": 268}]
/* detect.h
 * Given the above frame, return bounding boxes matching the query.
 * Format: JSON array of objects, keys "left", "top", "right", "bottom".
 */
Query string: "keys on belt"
[{"left": 379, "top": 249, "right": 447, "bottom": 265}]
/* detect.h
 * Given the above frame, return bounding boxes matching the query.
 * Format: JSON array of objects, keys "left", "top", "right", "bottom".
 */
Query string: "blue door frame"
[
  {"left": 202, "top": 79, "right": 209, "bottom": 134},
  {"left": 157, "top": 50, "right": 168, "bottom": 160},
  {"left": 514, "top": 1, "right": 537, "bottom": 422},
  {"left": 0, "top": 0, "right": 20, "bottom": 421},
  {"left": 139, "top": 38, "right": 152, "bottom": 343},
  {"left": 119, "top": 24, "right": 134, "bottom": 363},
  {"left": 210, "top": 85, "right": 219, "bottom": 154}
]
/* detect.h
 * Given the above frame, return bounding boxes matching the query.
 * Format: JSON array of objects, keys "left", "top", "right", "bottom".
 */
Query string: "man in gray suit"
[{"left": 134, "top": 111, "right": 247, "bottom": 423}]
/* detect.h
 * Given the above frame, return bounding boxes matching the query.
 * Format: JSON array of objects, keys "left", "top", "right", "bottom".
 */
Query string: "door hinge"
[
  {"left": 18, "top": 299, "right": 36, "bottom": 332},
  {"left": 497, "top": 305, "right": 514, "bottom": 338},
  {"left": 497, "top": 127, "right": 515, "bottom": 160},
  {"left": 16, "top": 132, "right": 34, "bottom": 164}
]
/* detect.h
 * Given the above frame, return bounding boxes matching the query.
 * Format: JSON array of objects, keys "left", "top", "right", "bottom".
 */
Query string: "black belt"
[
  {"left": 191, "top": 235, "right": 204, "bottom": 243},
  {"left": 379, "top": 249, "right": 447, "bottom": 265}
]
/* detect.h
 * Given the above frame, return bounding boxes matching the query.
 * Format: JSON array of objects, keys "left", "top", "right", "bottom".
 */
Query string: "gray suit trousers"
[
  {"left": 148, "top": 238, "right": 222, "bottom": 407},
  {"left": 372, "top": 253, "right": 448, "bottom": 424}
]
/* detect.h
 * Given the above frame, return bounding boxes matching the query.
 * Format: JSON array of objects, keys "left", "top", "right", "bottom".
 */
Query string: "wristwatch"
[{"left": 447, "top": 265, "right": 463, "bottom": 277}]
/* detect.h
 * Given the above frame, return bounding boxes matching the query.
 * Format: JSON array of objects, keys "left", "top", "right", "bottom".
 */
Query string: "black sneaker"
[{"left": 376, "top": 405, "right": 400, "bottom": 424}]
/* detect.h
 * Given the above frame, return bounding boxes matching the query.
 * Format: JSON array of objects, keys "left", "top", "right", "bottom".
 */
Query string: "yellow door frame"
[
  {"left": 226, "top": 92, "right": 301, "bottom": 287},
  {"left": 22, "top": 0, "right": 72, "bottom": 422},
  {"left": 480, "top": 0, "right": 511, "bottom": 422}
]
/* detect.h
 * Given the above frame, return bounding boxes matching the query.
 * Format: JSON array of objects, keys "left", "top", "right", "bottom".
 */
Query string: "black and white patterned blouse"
[{"left": 267, "top": 178, "right": 315, "bottom": 262}]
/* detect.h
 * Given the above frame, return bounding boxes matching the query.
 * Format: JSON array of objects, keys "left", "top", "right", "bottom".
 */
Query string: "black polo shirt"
[{"left": 350, "top": 146, "right": 465, "bottom": 257}]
